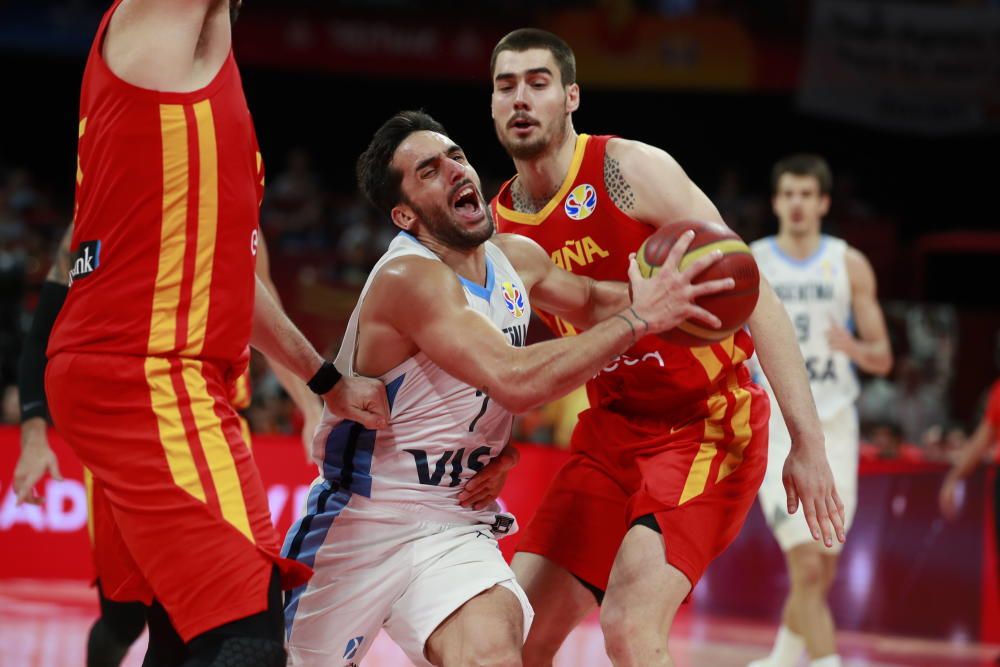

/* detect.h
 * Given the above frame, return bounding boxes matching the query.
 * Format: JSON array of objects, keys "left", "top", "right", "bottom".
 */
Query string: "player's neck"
[
  {"left": 775, "top": 231, "right": 823, "bottom": 260},
  {"left": 512, "top": 129, "right": 579, "bottom": 206},
  {"left": 417, "top": 234, "right": 490, "bottom": 288}
]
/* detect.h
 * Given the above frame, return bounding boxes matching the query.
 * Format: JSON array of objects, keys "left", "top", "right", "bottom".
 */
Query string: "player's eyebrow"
[
  {"left": 494, "top": 67, "right": 553, "bottom": 82},
  {"left": 414, "top": 143, "right": 462, "bottom": 173}
]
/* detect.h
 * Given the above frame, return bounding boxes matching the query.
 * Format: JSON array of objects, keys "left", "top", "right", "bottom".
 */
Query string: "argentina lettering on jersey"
[
  {"left": 311, "top": 232, "right": 528, "bottom": 533},
  {"left": 751, "top": 235, "right": 859, "bottom": 422}
]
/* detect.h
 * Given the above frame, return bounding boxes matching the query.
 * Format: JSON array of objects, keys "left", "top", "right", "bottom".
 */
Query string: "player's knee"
[
  {"left": 600, "top": 602, "right": 642, "bottom": 657},
  {"left": 86, "top": 618, "right": 131, "bottom": 667},
  {"left": 789, "top": 552, "right": 825, "bottom": 591},
  {"left": 183, "top": 637, "right": 285, "bottom": 667}
]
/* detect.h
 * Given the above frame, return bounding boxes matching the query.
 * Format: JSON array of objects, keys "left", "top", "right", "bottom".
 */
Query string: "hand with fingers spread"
[
  {"left": 14, "top": 418, "right": 63, "bottom": 506},
  {"left": 323, "top": 376, "right": 390, "bottom": 430},
  {"left": 781, "top": 437, "right": 846, "bottom": 548},
  {"left": 627, "top": 229, "right": 735, "bottom": 335},
  {"left": 459, "top": 444, "right": 519, "bottom": 510}
]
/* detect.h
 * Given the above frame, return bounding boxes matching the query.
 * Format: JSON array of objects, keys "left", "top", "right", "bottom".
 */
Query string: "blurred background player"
[
  {"left": 489, "top": 29, "right": 844, "bottom": 667},
  {"left": 37, "top": 1, "right": 387, "bottom": 665},
  {"left": 13, "top": 223, "right": 321, "bottom": 666},
  {"left": 748, "top": 154, "right": 892, "bottom": 667},
  {"left": 940, "top": 334, "right": 1000, "bottom": 640}
]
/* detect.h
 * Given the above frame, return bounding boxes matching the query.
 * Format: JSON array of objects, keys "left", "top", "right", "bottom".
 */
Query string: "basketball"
[{"left": 637, "top": 220, "right": 760, "bottom": 347}]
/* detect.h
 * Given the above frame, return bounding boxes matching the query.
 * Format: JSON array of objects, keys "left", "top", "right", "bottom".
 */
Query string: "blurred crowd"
[{"left": 0, "top": 152, "right": 995, "bottom": 469}]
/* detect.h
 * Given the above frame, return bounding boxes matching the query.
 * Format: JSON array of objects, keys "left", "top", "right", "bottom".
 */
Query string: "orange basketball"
[{"left": 637, "top": 220, "right": 759, "bottom": 347}]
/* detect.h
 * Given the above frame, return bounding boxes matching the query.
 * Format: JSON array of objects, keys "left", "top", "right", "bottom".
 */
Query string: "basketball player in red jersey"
[
  {"left": 39, "top": 2, "right": 387, "bottom": 665},
  {"left": 488, "top": 29, "right": 844, "bottom": 667},
  {"left": 14, "top": 223, "right": 321, "bottom": 667}
]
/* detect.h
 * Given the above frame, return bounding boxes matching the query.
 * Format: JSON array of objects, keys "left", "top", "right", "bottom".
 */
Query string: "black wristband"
[
  {"left": 307, "top": 360, "right": 342, "bottom": 395},
  {"left": 19, "top": 280, "right": 69, "bottom": 423}
]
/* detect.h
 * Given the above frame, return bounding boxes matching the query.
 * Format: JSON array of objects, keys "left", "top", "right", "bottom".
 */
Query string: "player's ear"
[
  {"left": 565, "top": 83, "right": 580, "bottom": 114},
  {"left": 818, "top": 193, "right": 831, "bottom": 217},
  {"left": 391, "top": 204, "right": 416, "bottom": 231}
]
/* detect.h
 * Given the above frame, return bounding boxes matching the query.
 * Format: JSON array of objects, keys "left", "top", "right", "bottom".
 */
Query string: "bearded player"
[{"left": 489, "top": 29, "right": 844, "bottom": 667}]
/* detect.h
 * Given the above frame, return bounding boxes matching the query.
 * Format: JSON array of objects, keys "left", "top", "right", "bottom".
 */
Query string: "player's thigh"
[
  {"left": 602, "top": 524, "right": 691, "bottom": 634},
  {"left": 285, "top": 502, "right": 407, "bottom": 666},
  {"left": 388, "top": 525, "right": 532, "bottom": 667},
  {"left": 512, "top": 552, "right": 597, "bottom": 652},
  {"left": 424, "top": 584, "right": 525, "bottom": 667},
  {"left": 50, "top": 352, "right": 302, "bottom": 641},
  {"left": 516, "top": 452, "right": 629, "bottom": 595}
]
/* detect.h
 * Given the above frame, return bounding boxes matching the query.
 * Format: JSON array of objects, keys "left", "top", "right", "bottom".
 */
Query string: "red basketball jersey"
[
  {"left": 49, "top": 0, "right": 265, "bottom": 371},
  {"left": 492, "top": 134, "right": 755, "bottom": 416}
]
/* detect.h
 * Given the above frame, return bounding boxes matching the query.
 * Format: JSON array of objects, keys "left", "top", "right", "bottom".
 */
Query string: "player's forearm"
[
  {"left": 749, "top": 280, "right": 824, "bottom": 446},
  {"left": 845, "top": 339, "right": 893, "bottom": 376},
  {"left": 492, "top": 310, "right": 638, "bottom": 412},
  {"left": 269, "top": 359, "right": 323, "bottom": 423},
  {"left": 570, "top": 279, "right": 631, "bottom": 330},
  {"left": 947, "top": 420, "right": 994, "bottom": 481},
  {"left": 250, "top": 276, "right": 324, "bottom": 382}
]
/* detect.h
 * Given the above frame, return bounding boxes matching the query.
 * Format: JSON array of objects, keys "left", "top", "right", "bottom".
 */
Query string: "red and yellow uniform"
[
  {"left": 47, "top": 0, "right": 308, "bottom": 641},
  {"left": 987, "top": 380, "right": 1000, "bottom": 463},
  {"left": 492, "top": 134, "right": 769, "bottom": 593}
]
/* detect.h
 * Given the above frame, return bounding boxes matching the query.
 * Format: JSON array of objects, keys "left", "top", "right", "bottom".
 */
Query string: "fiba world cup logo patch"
[
  {"left": 564, "top": 183, "right": 597, "bottom": 221},
  {"left": 501, "top": 281, "right": 525, "bottom": 318}
]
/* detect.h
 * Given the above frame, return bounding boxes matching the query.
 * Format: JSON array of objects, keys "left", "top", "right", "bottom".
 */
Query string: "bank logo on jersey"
[
  {"left": 501, "top": 281, "right": 525, "bottom": 318},
  {"left": 564, "top": 183, "right": 597, "bottom": 220}
]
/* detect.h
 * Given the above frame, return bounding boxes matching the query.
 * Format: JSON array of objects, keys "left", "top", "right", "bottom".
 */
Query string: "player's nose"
[{"left": 513, "top": 81, "right": 530, "bottom": 108}]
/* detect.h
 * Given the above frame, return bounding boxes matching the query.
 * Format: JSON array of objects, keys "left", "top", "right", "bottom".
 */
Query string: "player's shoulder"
[
  {"left": 491, "top": 232, "right": 544, "bottom": 257},
  {"left": 605, "top": 136, "right": 685, "bottom": 186},
  {"left": 490, "top": 233, "right": 550, "bottom": 283},
  {"left": 372, "top": 254, "right": 465, "bottom": 303},
  {"left": 839, "top": 240, "right": 874, "bottom": 274},
  {"left": 749, "top": 236, "right": 775, "bottom": 253}
]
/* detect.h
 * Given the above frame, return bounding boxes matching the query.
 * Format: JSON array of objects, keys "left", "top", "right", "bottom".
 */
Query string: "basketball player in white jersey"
[
  {"left": 281, "top": 111, "right": 736, "bottom": 667},
  {"left": 749, "top": 155, "right": 893, "bottom": 667}
]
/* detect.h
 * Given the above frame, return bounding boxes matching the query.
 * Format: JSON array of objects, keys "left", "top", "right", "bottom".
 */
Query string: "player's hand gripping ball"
[{"left": 637, "top": 220, "right": 759, "bottom": 346}]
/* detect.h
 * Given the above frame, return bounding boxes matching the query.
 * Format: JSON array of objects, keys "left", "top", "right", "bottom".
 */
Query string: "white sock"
[
  {"left": 810, "top": 655, "right": 842, "bottom": 667},
  {"left": 760, "top": 626, "right": 805, "bottom": 667}
]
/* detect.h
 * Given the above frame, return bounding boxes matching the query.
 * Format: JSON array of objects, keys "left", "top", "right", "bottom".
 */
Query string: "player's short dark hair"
[
  {"left": 357, "top": 110, "right": 448, "bottom": 216},
  {"left": 771, "top": 154, "right": 833, "bottom": 195},
  {"left": 491, "top": 28, "right": 577, "bottom": 86}
]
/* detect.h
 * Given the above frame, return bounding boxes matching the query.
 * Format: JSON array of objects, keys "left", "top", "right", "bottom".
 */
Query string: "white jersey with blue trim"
[
  {"left": 313, "top": 231, "right": 530, "bottom": 533},
  {"left": 750, "top": 235, "right": 858, "bottom": 423}
]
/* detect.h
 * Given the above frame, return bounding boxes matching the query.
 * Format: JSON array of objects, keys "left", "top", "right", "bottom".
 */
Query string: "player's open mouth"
[
  {"left": 508, "top": 115, "right": 538, "bottom": 136},
  {"left": 451, "top": 184, "right": 483, "bottom": 222}
]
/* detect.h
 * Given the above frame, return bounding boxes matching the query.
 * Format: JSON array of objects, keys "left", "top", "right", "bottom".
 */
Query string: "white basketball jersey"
[
  {"left": 312, "top": 231, "right": 531, "bottom": 534},
  {"left": 751, "top": 235, "right": 858, "bottom": 422}
]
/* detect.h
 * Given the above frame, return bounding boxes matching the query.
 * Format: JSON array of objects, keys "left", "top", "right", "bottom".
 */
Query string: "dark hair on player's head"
[
  {"left": 491, "top": 28, "right": 576, "bottom": 87},
  {"left": 357, "top": 110, "right": 448, "bottom": 216},
  {"left": 771, "top": 154, "right": 833, "bottom": 195}
]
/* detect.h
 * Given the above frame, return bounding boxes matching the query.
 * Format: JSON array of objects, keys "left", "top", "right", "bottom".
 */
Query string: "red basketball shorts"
[
  {"left": 48, "top": 352, "right": 311, "bottom": 641},
  {"left": 516, "top": 377, "right": 769, "bottom": 595}
]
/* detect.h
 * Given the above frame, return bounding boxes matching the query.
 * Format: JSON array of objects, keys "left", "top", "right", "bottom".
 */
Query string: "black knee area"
[
  {"left": 631, "top": 513, "right": 662, "bottom": 534},
  {"left": 143, "top": 600, "right": 186, "bottom": 667},
  {"left": 87, "top": 618, "right": 131, "bottom": 667},
  {"left": 183, "top": 638, "right": 285, "bottom": 667},
  {"left": 182, "top": 567, "right": 285, "bottom": 667},
  {"left": 97, "top": 585, "right": 147, "bottom": 646}
]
